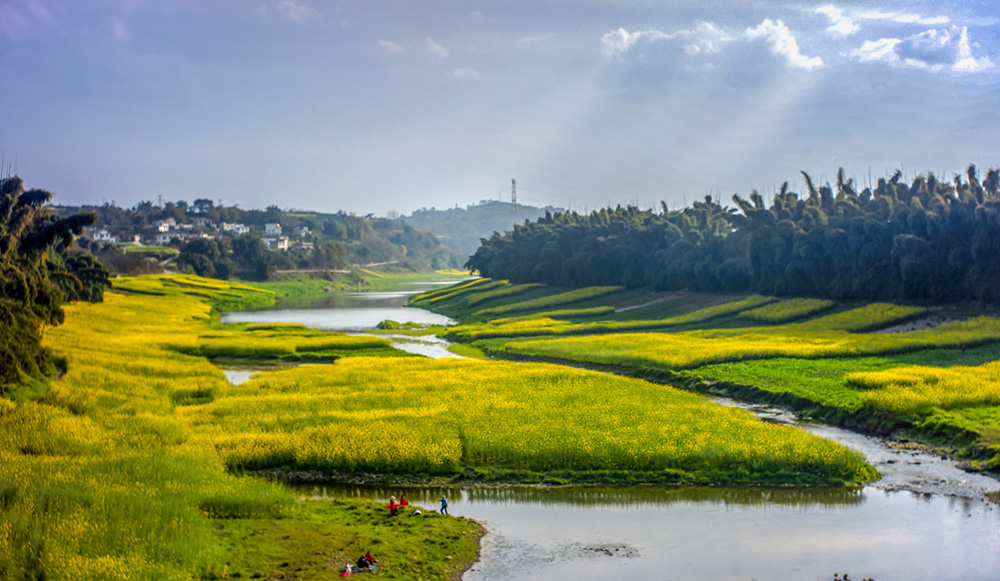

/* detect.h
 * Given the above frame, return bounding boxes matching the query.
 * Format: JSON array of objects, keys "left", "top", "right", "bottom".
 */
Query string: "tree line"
[{"left": 466, "top": 165, "right": 1000, "bottom": 304}]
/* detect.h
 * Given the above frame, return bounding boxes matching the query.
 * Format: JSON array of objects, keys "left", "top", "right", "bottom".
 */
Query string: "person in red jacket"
[{"left": 387, "top": 495, "right": 398, "bottom": 517}]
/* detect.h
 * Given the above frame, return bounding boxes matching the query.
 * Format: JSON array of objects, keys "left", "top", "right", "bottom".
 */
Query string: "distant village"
[{"left": 84, "top": 217, "right": 314, "bottom": 252}]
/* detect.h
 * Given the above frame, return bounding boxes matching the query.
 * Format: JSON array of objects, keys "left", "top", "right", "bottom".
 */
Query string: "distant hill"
[{"left": 404, "top": 201, "right": 563, "bottom": 256}]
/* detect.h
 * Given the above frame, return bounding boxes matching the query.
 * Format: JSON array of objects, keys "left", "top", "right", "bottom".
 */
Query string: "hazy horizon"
[{"left": 3, "top": 0, "right": 999, "bottom": 216}]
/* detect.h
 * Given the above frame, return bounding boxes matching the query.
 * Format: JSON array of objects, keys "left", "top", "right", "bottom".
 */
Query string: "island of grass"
[{"left": 413, "top": 278, "right": 1000, "bottom": 476}]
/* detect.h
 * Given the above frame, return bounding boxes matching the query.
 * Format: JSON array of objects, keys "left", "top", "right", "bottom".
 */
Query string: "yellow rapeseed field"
[
  {"left": 182, "top": 357, "right": 873, "bottom": 482},
  {"left": 502, "top": 317, "right": 1000, "bottom": 370},
  {"left": 849, "top": 361, "right": 1000, "bottom": 413}
]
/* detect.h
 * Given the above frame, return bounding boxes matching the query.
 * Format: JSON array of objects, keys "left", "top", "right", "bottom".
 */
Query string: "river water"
[{"left": 222, "top": 283, "right": 1000, "bottom": 581}]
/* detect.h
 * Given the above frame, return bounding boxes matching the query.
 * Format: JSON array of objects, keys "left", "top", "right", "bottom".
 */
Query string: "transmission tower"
[{"left": 511, "top": 178, "right": 516, "bottom": 210}]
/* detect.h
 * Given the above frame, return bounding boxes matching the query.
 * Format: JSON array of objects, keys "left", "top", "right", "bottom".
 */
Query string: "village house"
[
  {"left": 153, "top": 218, "right": 176, "bottom": 232},
  {"left": 265, "top": 237, "right": 289, "bottom": 251},
  {"left": 220, "top": 223, "right": 250, "bottom": 235},
  {"left": 86, "top": 228, "right": 118, "bottom": 243}
]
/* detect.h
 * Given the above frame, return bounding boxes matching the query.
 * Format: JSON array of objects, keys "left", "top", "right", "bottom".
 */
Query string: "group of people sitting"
[{"left": 340, "top": 551, "right": 377, "bottom": 576}]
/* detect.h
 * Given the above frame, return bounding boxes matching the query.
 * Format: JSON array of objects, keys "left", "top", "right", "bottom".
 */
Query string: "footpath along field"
[{"left": 414, "top": 279, "right": 1000, "bottom": 473}]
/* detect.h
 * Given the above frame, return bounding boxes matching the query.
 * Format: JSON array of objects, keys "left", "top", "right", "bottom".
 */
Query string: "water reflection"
[
  {"left": 220, "top": 283, "right": 457, "bottom": 331},
  {"left": 297, "top": 484, "right": 865, "bottom": 509},
  {"left": 291, "top": 483, "right": 1000, "bottom": 581},
  {"left": 222, "top": 306, "right": 454, "bottom": 331}
]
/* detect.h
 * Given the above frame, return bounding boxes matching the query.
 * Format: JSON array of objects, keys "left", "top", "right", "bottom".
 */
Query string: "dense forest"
[
  {"left": 404, "top": 200, "right": 560, "bottom": 255},
  {"left": 1, "top": 177, "right": 109, "bottom": 388},
  {"left": 467, "top": 165, "right": 1000, "bottom": 304}
]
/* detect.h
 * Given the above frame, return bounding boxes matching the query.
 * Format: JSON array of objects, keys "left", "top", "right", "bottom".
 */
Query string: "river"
[{"left": 221, "top": 283, "right": 1000, "bottom": 581}]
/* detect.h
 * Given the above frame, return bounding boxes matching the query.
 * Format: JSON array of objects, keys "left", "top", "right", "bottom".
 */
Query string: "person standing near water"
[{"left": 439, "top": 494, "right": 448, "bottom": 515}]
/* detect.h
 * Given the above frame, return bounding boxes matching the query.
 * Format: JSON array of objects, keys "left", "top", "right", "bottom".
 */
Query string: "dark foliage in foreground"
[
  {"left": 467, "top": 165, "right": 1000, "bottom": 303},
  {"left": 1, "top": 176, "right": 109, "bottom": 387}
]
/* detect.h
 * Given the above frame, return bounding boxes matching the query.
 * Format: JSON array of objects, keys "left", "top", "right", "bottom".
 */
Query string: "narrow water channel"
[{"left": 222, "top": 283, "right": 1000, "bottom": 580}]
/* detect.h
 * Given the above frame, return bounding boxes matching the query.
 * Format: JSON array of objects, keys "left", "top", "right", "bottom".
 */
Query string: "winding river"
[{"left": 221, "top": 283, "right": 1000, "bottom": 581}]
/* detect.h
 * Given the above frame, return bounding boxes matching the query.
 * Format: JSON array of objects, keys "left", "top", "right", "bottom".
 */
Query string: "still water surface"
[
  {"left": 223, "top": 283, "right": 1000, "bottom": 580},
  {"left": 300, "top": 484, "right": 1000, "bottom": 581},
  {"left": 220, "top": 284, "right": 457, "bottom": 331}
]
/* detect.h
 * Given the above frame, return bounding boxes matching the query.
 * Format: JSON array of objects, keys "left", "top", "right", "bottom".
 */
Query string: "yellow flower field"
[
  {"left": 181, "top": 357, "right": 874, "bottom": 482},
  {"left": 850, "top": 361, "right": 1000, "bottom": 413},
  {"left": 501, "top": 317, "right": 1000, "bottom": 370}
]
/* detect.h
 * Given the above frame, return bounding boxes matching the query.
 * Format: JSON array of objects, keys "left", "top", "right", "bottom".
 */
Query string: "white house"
[
  {"left": 293, "top": 225, "right": 310, "bottom": 237},
  {"left": 265, "top": 237, "right": 289, "bottom": 251},
  {"left": 87, "top": 228, "right": 117, "bottom": 243},
  {"left": 154, "top": 218, "right": 176, "bottom": 232},
  {"left": 265, "top": 223, "right": 282, "bottom": 236},
  {"left": 221, "top": 223, "right": 250, "bottom": 235},
  {"left": 154, "top": 233, "right": 174, "bottom": 245},
  {"left": 191, "top": 217, "right": 214, "bottom": 228}
]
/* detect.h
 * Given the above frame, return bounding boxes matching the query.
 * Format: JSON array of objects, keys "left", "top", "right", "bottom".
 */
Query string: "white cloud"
[
  {"left": 110, "top": 16, "right": 129, "bottom": 42},
  {"left": 424, "top": 37, "right": 449, "bottom": 60},
  {"left": 379, "top": 40, "right": 403, "bottom": 54},
  {"left": 857, "top": 10, "right": 949, "bottom": 27},
  {"left": 952, "top": 27, "right": 994, "bottom": 72},
  {"left": 849, "top": 26, "right": 994, "bottom": 73},
  {"left": 601, "top": 28, "right": 646, "bottom": 58},
  {"left": 452, "top": 68, "right": 480, "bottom": 80},
  {"left": 600, "top": 22, "right": 730, "bottom": 59},
  {"left": 277, "top": 1, "right": 318, "bottom": 22},
  {"left": 745, "top": 19, "right": 823, "bottom": 70},
  {"left": 816, "top": 5, "right": 859, "bottom": 36},
  {"left": 849, "top": 38, "right": 901, "bottom": 64}
]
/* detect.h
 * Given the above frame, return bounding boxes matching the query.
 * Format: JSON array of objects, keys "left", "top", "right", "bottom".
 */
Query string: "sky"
[{"left": 2, "top": 0, "right": 999, "bottom": 216}]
